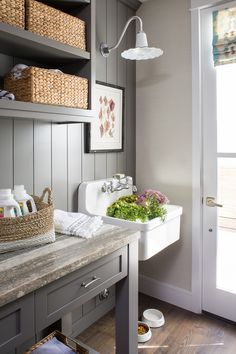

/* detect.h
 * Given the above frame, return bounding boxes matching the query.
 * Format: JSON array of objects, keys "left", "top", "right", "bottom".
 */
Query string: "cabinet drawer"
[
  {"left": 0, "top": 293, "right": 34, "bottom": 353},
  {"left": 35, "top": 246, "right": 127, "bottom": 331}
]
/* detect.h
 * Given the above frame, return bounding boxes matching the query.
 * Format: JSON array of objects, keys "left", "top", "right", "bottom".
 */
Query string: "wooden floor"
[{"left": 77, "top": 293, "right": 236, "bottom": 354}]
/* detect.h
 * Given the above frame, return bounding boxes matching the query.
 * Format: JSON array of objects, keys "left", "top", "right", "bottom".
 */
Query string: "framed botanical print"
[{"left": 86, "top": 82, "right": 124, "bottom": 152}]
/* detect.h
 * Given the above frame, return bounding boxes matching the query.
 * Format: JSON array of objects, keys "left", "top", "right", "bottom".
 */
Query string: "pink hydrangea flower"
[
  {"left": 137, "top": 189, "right": 169, "bottom": 205},
  {"left": 146, "top": 189, "right": 169, "bottom": 204}
]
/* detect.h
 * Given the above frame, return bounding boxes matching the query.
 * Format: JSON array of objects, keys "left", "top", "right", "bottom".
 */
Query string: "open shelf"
[
  {"left": 0, "top": 23, "right": 90, "bottom": 63},
  {"left": 0, "top": 100, "right": 94, "bottom": 123},
  {"left": 0, "top": 0, "right": 95, "bottom": 123}
]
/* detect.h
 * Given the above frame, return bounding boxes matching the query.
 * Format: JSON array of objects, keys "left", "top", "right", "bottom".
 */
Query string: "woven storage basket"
[
  {"left": 26, "top": 0, "right": 86, "bottom": 50},
  {"left": 0, "top": 0, "right": 25, "bottom": 28},
  {"left": 4, "top": 66, "right": 88, "bottom": 109},
  {"left": 0, "top": 188, "right": 55, "bottom": 253},
  {"left": 25, "top": 330, "right": 89, "bottom": 354}
]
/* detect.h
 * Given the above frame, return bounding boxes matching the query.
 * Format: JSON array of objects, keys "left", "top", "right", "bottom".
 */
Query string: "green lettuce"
[{"left": 107, "top": 193, "right": 167, "bottom": 223}]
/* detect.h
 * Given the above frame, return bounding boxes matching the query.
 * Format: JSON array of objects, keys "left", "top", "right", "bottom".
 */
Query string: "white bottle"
[
  {"left": 0, "top": 189, "right": 22, "bottom": 218},
  {"left": 13, "top": 185, "right": 37, "bottom": 216}
]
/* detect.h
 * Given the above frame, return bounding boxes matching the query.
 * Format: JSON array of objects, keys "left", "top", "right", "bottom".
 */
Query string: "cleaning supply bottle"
[
  {"left": 0, "top": 189, "right": 22, "bottom": 218},
  {"left": 13, "top": 185, "right": 37, "bottom": 216}
]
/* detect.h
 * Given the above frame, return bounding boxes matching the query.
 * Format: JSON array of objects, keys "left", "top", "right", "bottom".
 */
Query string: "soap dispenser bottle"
[
  {"left": 0, "top": 189, "right": 22, "bottom": 218},
  {"left": 13, "top": 185, "right": 37, "bottom": 216}
]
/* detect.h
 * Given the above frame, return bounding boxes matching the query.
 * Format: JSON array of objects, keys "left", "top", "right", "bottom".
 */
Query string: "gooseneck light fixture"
[{"left": 100, "top": 16, "right": 163, "bottom": 60}]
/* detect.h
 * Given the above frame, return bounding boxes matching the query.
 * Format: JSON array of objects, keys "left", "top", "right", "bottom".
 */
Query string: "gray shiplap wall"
[
  {"left": 1, "top": 1, "right": 136, "bottom": 349},
  {"left": 0, "top": 0, "right": 136, "bottom": 211}
]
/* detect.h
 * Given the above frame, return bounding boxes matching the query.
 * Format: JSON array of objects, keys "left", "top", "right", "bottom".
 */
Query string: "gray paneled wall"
[
  {"left": 0, "top": 0, "right": 136, "bottom": 211},
  {"left": 0, "top": 0, "right": 136, "bottom": 347}
]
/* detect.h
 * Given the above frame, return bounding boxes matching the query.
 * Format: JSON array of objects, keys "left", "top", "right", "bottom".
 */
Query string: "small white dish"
[
  {"left": 138, "top": 321, "right": 152, "bottom": 343},
  {"left": 142, "top": 309, "right": 165, "bottom": 328}
]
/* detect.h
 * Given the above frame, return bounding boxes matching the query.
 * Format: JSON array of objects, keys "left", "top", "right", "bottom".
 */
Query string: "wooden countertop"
[{"left": 0, "top": 224, "right": 139, "bottom": 307}]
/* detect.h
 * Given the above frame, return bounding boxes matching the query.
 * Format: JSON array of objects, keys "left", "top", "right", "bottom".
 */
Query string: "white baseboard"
[{"left": 139, "top": 274, "right": 195, "bottom": 313}]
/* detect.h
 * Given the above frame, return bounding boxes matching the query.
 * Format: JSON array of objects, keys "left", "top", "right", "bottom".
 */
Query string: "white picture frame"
[{"left": 86, "top": 82, "right": 124, "bottom": 152}]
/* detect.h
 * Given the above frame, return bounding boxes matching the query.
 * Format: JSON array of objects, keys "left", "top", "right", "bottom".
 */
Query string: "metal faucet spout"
[{"left": 101, "top": 175, "right": 134, "bottom": 193}]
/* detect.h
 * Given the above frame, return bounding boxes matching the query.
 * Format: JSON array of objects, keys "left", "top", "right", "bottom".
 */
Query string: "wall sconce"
[{"left": 100, "top": 15, "right": 163, "bottom": 60}]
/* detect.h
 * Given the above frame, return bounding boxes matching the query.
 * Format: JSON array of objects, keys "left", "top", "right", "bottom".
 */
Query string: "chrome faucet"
[
  {"left": 101, "top": 181, "right": 114, "bottom": 193},
  {"left": 112, "top": 174, "right": 130, "bottom": 192},
  {"left": 101, "top": 174, "right": 137, "bottom": 193}
]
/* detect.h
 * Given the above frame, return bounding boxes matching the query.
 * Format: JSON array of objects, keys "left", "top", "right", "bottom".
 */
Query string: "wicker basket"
[
  {"left": 26, "top": 0, "right": 86, "bottom": 50},
  {"left": 25, "top": 331, "right": 89, "bottom": 354},
  {"left": 4, "top": 66, "right": 88, "bottom": 109},
  {"left": 0, "top": 0, "right": 25, "bottom": 28},
  {"left": 0, "top": 188, "right": 55, "bottom": 253}
]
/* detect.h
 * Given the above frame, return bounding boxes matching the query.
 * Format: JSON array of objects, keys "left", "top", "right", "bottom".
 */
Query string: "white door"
[{"left": 202, "top": 1, "right": 236, "bottom": 321}]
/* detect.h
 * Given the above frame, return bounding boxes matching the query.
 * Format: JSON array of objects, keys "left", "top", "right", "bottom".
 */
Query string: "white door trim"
[
  {"left": 191, "top": 7, "right": 203, "bottom": 313},
  {"left": 191, "top": 0, "right": 236, "bottom": 313}
]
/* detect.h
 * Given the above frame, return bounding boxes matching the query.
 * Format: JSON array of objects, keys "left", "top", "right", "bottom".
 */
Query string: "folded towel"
[
  {"left": 0, "top": 89, "right": 15, "bottom": 100},
  {"left": 32, "top": 337, "right": 74, "bottom": 354},
  {"left": 49, "top": 69, "right": 63, "bottom": 74},
  {"left": 54, "top": 210, "right": 103, "bottom": 239},
  {"left": 11, "top": 64, "right": 28, "bottom": 80}
]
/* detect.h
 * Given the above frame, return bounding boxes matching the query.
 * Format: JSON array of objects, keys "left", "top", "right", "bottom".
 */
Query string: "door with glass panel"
[{"left": 202, "top": 1, "right": 236, "bottom": 321}]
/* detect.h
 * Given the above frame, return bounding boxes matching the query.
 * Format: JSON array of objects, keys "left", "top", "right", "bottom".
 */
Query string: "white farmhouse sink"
[{"left": 78, "top": 179, "right": 182, "bottom": 261}]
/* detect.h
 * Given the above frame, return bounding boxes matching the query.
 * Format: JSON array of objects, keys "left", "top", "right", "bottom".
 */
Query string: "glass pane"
[
  {"left": 217, "top": 158, "right": 236, "bottom": 293},
  {"left": 217, "top": 64, "right": 236, "bottom": 153}
]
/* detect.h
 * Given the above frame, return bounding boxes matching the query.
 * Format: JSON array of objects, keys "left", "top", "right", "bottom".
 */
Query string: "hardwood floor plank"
[{"left": 77, "top": 294, "right": 236, "bottom": 354}]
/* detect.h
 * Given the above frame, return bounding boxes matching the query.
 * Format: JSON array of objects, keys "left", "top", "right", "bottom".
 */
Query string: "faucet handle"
[
  {"left": 101, "top": 182, "right": 108, "bottom": 193},
  {"left": 101, "top": 181, "right": 115, "bottom": 193},
  {"left": 132, "top": 185, "right": 138, "bottom": 193}
]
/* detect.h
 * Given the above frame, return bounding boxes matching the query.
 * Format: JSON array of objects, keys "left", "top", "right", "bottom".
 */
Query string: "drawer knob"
[
  {"left": 99, "top": 288, "right": 110, "bottom": 301},
  {"left": 81, "top": 276, "right": 101, "bottom": 289}
]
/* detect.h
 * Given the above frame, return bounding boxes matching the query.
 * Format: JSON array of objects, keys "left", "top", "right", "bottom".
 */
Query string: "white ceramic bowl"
[
  {"left": 142, "top": 309, "right": 165, "bottom": 328},
  {"left": 138, "top": 321, "right": 152, "bottom": 343}
]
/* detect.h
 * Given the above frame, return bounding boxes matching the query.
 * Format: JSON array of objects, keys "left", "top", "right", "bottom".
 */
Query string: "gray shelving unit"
[
  {"left": 0, "top": 0, "right": 95, "bottom": 123},
  {"left": 0, "top": 23, "right": 90, "bottom": 62},
  {"left": 0, "top": 100, "right": 94, "bottom": 123}
]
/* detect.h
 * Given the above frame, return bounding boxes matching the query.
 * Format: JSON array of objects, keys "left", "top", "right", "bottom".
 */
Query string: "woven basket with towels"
[
  {"left": 4, "top": 66, "right": 88, "bottom": 109},
  {"left": 0, "top": 188, "right": 55, "bottom": 253}
]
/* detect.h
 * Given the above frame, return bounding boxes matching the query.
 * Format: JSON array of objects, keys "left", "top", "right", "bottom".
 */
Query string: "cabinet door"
[{"left": 0, "top": 293, "right": 34, "bottom": 353}]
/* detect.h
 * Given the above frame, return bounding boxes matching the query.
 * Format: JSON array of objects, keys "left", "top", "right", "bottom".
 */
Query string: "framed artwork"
[{"left": 86, "top": 82, "right": 124, "bottom": 152}]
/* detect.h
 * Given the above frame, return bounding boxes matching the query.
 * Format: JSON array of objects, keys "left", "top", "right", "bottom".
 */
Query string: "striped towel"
[
  {"left": 0, "top": 90, "right": 15, "bottom": 100},
  {"left": 54, "top": 209, "right": 103, "bottom": 239}
]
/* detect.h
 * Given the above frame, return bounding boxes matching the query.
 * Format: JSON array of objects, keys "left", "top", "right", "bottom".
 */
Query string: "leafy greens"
[{"left": 107, "top": 190, "right": 168, "bottom": 223}]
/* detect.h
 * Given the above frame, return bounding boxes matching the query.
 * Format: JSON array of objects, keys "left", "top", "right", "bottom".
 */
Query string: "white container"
[
  {"left": 138, "top": 321, "right": 152, "bottom": 343},
  {"left": 78, "top": 179, "right": 183, "bottom": 261},
  {"left": 13, "top": 185, "right": 37, "bottom": 215},
  {"left": 0, "top": 189, "right": 22, "bottom": 218},
  {"left": 142, "top": 309, "right": 165, "bottom": 328}
]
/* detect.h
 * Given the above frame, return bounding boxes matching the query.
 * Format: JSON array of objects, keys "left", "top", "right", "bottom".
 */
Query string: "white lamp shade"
[
  {"left": 121, "top": 30, "right": 163, "bottom": 60},
  {"left": 121, "top": 47, "right": 163, "bottom": 60}
]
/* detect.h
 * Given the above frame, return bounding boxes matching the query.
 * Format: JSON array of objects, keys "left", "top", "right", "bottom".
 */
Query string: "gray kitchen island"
[{"left": 0, "top": 224, "right": 139, "bottom": 354}]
